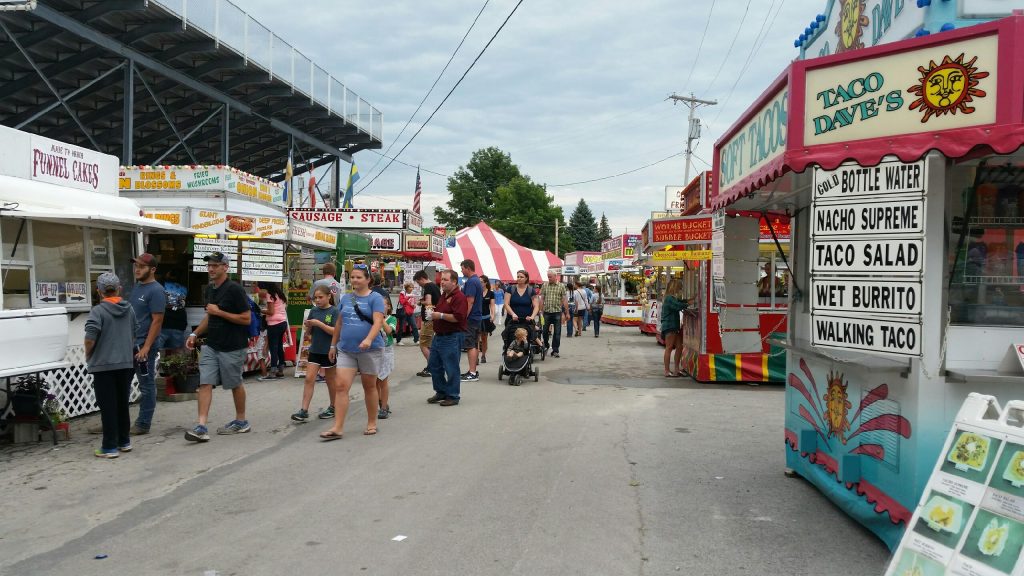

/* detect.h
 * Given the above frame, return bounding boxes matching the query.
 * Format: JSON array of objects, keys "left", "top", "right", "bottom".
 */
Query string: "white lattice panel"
[{"left": 47, "top": 345, "right": 140, "bottom": 418}]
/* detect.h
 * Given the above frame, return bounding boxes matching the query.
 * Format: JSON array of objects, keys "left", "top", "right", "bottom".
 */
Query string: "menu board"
[
  {"left": 191, "top": 237, "right": 284, "bottom": 282},
  {"left": 810, "top": 159, "right": 926, "bottom": 358},
  {"left": 886, "top": 395, "right": 1024, "bottom": 576}
]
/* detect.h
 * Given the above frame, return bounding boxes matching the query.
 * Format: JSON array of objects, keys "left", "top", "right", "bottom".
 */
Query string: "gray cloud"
[{"left": 236, "top": 0, "right": 819, "bottom": 236}]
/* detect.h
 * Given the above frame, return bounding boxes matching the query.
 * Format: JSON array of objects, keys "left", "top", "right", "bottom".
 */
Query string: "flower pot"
[
  {"left": 11, "top": 393, "right": 40, "bottom": 417},
  {"left": 172, "top": 373, "right": 200, "bottom": 394}
]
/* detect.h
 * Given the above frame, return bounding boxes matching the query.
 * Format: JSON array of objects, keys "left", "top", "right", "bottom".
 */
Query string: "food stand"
[
  {"left": 122, "top": 166, "right": 340, "bottom": 372},
  {"left": 597, "top": 234, "right": 644, "bottom": 326},
  {"left": 0, "top": 127, "right": 188, "bottom": 418},
  {"left": 712, "top": 16, "right": 1024, "bottom": 549}
]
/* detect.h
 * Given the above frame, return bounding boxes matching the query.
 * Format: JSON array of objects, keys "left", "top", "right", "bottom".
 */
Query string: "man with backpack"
[{"left": 184, "top": 251, "right": 253, "bottom": 442}]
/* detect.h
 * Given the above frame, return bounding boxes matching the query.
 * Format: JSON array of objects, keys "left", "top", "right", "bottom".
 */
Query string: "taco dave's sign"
[{"left": 803, "top": 35, "right": 998, "bottom": 145}]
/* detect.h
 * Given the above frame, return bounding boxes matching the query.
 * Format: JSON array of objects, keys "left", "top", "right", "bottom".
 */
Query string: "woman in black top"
[{"left": 479, "top": 275, "right": 496, "bottom": 364}]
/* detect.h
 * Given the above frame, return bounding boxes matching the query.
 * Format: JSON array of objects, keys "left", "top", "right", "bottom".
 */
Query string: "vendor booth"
[
  {"left": 598, "top": 234, "right": 644, "bottom": 326},
  {"left": 0, "top": 127, "right": 188, "bottom": 418},
  {"left": 122, "top": 166, "right": 340, "bottom": 372},
  {"left": 712, "top": 16, "right": 1024, "bottom": 550},
  {"left": 439, "top": 221, "right": 561, "bottom": 283}
]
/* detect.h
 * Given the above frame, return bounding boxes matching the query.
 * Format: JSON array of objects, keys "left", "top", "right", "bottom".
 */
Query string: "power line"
[
  {"left": 701, "top": 0, "right": 753, "bottom": 97},
  {"left": 547, "top": 151, "right": 684, "bottom": 187},
  {"left": 712, "top": 0, "right": 788, "bottom": 125},
  {"left": 356, "top": 0, "right": 525, "bottom": 196},
  {"left": 681, "top": 0, "right": 716, "bottom": 93},
  {"left": 358, "top": 0, "right": 491, "bottom": 184}
]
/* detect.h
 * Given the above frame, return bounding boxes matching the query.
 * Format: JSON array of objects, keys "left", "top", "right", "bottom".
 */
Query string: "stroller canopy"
[{"left": 440, "top": 221, "right": 562, "bottom": 283}]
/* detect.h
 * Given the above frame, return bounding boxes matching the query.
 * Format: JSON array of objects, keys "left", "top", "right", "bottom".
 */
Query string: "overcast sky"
[{"left": 236, "top": 0, "right": 822, "bottom": 238}]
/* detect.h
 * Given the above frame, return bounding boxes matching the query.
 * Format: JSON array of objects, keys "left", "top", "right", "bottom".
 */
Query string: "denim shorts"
[
  {"left": 198, "top": 346, "right": 245, "bottom": 390},
  {"left": 335, "top": 347, "right": 382, "bottom": 375},
  {"left": 159, "top": 328, "right": 186, "bottom": 349}
]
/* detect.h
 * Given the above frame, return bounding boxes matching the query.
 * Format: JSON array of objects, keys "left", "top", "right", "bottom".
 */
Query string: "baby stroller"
[
  {"left": 501, "top": 318, "right": 546, "bottom": 361},
  {"left": 498, "top": 337, "right": 539, "bottom": 387}
]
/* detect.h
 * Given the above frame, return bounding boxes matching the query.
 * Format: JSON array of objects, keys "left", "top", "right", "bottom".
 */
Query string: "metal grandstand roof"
[{"left": 0, "top": 0, "right": 382, "bottom": 182}]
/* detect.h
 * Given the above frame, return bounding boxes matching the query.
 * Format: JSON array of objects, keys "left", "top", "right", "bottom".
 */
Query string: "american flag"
[{"left": 413, "top": 166, "right": 422, "bottom": 214}]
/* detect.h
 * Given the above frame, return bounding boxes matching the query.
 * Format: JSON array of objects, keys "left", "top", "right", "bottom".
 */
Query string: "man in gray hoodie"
[{"left": 84, "top": 272, "right": 138, "bottom": 459}]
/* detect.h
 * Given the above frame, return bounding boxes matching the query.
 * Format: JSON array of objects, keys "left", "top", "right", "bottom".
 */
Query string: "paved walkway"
[{"left": 0, "top": 324, "right": 891, "bottom": 575}]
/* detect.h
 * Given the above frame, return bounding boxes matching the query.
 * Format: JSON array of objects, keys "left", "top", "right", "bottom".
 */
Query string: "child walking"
[
  {"left": 377, "top": 296, "right": 397, "bottom": 420},
  {"left": 292, "top": 286, "right": 339, "bottom": 422}
]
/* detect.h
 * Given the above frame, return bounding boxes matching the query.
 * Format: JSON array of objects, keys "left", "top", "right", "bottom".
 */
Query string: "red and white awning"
[{"left": 440, "top": 222, "right": 562, "bottom": 282}]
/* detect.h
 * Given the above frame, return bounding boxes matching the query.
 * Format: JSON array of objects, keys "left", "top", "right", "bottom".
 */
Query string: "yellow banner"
[{"left": 653, "top": 249, "right": 711, "bottom": 261}]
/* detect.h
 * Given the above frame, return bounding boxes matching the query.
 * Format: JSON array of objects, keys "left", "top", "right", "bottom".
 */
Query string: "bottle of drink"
[{"left": 134, "top": 347, "right": 149, "bottom": 376}]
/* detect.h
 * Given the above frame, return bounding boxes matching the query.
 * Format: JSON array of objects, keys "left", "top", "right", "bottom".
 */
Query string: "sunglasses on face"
[{"left": 353, "top": 264, "right": 369, "bottom": 271}]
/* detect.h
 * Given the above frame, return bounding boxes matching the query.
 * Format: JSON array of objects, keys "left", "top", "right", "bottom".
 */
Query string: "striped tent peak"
[{"left": 441, "top": 222, "right": 562, "bottom": 282}]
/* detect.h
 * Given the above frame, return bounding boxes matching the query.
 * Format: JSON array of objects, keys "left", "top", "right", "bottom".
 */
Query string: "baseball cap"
[
  {"left": 203, "top": 251, "right": 232, "bottom": 266},
  {"left": 131, "top": 253, "right": 158, "bottom": 267},
  {"left": 96, "top": 272, "right": 121, "bottom": 293}
]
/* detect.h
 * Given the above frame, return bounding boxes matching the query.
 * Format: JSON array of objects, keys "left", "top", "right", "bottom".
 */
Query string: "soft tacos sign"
[{"left": 718, "top": 87, "right": 788, "bottom": 194}]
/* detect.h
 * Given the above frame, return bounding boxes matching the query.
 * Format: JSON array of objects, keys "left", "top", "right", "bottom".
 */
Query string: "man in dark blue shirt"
[
  {"left": 459, "top": 259, "right": 483, "bottom": 382},
  {"left": 129, "top": 253, "right": 165, "bottom": 435}
]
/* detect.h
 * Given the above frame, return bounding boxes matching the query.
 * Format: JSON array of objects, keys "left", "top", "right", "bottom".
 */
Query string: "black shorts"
[
  {"left": 307, "top": 352, "right": 336, "bottom": 369},
  {"left": 575, "top": 310, "right": 586, "bottom": 318},
  {"left": 462, "top": 320, "right": 481, "bottom": 351}
]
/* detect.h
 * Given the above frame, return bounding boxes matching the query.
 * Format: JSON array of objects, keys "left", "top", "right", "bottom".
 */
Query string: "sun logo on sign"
[
  {"left": 823, "top": 370, "right": 852, "bottom": 445},
  {"left": 907, "top": 53, "right": 989, "bottom": 123},
  {"left": 835, "top": 0, "right": 869, "bottom": 53}
]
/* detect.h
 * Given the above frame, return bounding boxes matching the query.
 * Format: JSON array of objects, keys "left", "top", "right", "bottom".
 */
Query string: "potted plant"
[
  {"left": 10, "top": 374, "right": 48, "bottom": 417},
  {"left": 159, "top": 350, "right": 200, "bottom": 393}
]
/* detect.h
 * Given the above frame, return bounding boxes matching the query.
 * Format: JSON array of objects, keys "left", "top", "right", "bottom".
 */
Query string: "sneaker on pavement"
[
  {"left": 94, "top": 447, "right": 120, "bottom": 458},
  {"left": 118, "top": 442, "right": 133, "bottom": 452},
  {"left": 427, "top": 393, "right": 444, "bottom": 404},
  {"left": 315, "top": 375, "right": 326, "bottom": 383},
  {"left": 417, "top": 368, "right": 432, "bottom": 377},
  {"left": 217, "top": 420, "right": 251, "bottom": 435},
  {"left": 461, "top": 371, "right": 479, "bottom": 382},
  {"left": 377, "top": 406, "right": 391, "bottom": 419},
  {"left": 184, "top": 424, "right": 210, "bottom": 442},
  {"left": 256, "top": 374, "right": 276, "bottom": 381},
  {"left": 131, "top": 425, "right": 149, "bottom": 435},
  {"left": 291, "top": 409, "right": 310, "bottom": 422},
  {"left": 480, "top": 354, "right": 487, "bottom": 364},
  {"left": 551, "top": 351, "right": 560, "bottom": 358},
  {"left": 318, "top": 406, "right": 335, "bottom": 419}
]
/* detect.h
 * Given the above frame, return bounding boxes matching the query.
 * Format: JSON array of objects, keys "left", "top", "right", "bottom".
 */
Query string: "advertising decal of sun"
[
  {"left": 835, "top": 0, "right": 869, "bottom": 53},
  {"left": 823, "top": 370, "right": 852, "bottom": 444},
  {"left": 907, "top": 53, "right": 990, "bottom": 123}
]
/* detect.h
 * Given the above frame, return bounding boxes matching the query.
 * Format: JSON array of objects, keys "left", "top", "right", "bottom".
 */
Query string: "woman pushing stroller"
[{"left": 501, "top": 269, "right": 541, "bottom": 353}]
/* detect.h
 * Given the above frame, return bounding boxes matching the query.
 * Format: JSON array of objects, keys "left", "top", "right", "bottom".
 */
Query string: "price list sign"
[
  {"left": 192, "top": 237, "right": 284, "bottom": 282},
  {"left": 809, "top": 159, "right": 926, "bottom": 358},
  {"left": 886, "top": 394, "right": 1024, "bottom": 576}
]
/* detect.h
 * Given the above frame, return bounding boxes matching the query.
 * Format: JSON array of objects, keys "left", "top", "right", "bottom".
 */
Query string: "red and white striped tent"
[{"left": 440, "top": 222, "right": 562, "bottom": 282}]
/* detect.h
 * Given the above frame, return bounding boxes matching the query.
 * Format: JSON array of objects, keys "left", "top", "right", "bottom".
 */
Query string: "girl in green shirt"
[
  {"left": 660, "top": 280, "right": 689, "bottom": 377},
  {"left": 377, "top": 297, "right": 398, "bottom": 420}
]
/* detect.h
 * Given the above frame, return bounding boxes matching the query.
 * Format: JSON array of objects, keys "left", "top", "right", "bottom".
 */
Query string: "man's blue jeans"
[
  {"left": 134, "top": 343, "right": 158, "bottom": 430},
  {"left": 429, "top": 333, "right": 464, "bottom": 400},
  {"left": 542, "top": 312, "right": 562, "bottom": 352}
]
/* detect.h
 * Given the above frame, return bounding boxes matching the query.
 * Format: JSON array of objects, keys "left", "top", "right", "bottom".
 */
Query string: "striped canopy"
[{"left": 440, "top": 222, "right": 562, "bottom": 283}]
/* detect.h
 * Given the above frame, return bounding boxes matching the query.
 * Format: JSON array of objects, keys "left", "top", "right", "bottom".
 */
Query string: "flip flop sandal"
[
  {"left": 319, "top": 431, "right": 343, "bottom": 441},
  {"left": 363, "top": 428, "right": 377, "bottom": 436},
  {"left": 665, "top": 372, "right": 680, "bottom": 378}
]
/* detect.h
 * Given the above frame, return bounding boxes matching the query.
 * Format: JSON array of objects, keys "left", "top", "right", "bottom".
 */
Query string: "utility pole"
[
  {"left": 669, "top": 93, "right": 717, "bottom": 185},
  {"left": 554, "top": 218, "right": 559, "bottom": 257}
]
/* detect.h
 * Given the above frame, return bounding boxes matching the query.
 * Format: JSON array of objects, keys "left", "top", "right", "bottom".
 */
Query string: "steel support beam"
[
  {"left": 123, "top": 59, "right": 133, "bottom": 164},
  {"left": 333, "top": 157, "right": 342, "bottom": 208},
  {"left": 11, "top": 60, "right": 125, "bottom": 129},
  {"left": 28, "top": 0, "right": 355, "bottom": 161},
  {"left": 134, "top": 64, "right": 197, "bottom": 164},
  {"left": 151, "top": 105, "right": 223, "bottom": 165},
  {"left": 222, "top": 103, "right": 230, "bottom": 165},
  {"left": 0, "top": 19, "right": 101, "bottom": 151}
]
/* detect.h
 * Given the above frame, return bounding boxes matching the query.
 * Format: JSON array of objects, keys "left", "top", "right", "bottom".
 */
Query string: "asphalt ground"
[{"left": 0, "top": 324, "right": 891, "bottom": 576}]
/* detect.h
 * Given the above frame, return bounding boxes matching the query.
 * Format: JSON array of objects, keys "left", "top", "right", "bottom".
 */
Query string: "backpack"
[{"left": 247, "top": 297, "right": 265, "bottom": 338}]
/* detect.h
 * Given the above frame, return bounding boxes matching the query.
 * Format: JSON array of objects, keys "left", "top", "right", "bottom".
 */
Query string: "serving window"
[
  {"left": 0, "top": 217, "right": 139, "bottom": 310},
  {"left": 947, "top": 155, "right": 1024, "bottom": 327}
]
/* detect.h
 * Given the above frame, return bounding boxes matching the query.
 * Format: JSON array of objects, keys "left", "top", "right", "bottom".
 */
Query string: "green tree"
[
  {"left": 567, "top": 199, "right": 599, "bottom": 251},
  {"left": 433, "top": 147, "right": 521, "bottom": 230},
  {"left": 491, "top": 177, "right": 572, "bottom": 257},
  {"left": 598, "top": 212, "right": 612, "bottom": 242}
]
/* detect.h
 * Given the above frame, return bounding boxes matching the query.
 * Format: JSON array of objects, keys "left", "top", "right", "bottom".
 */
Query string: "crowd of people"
[{"left": 83, "top": 255, "right": 605, "bottom": 457}]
